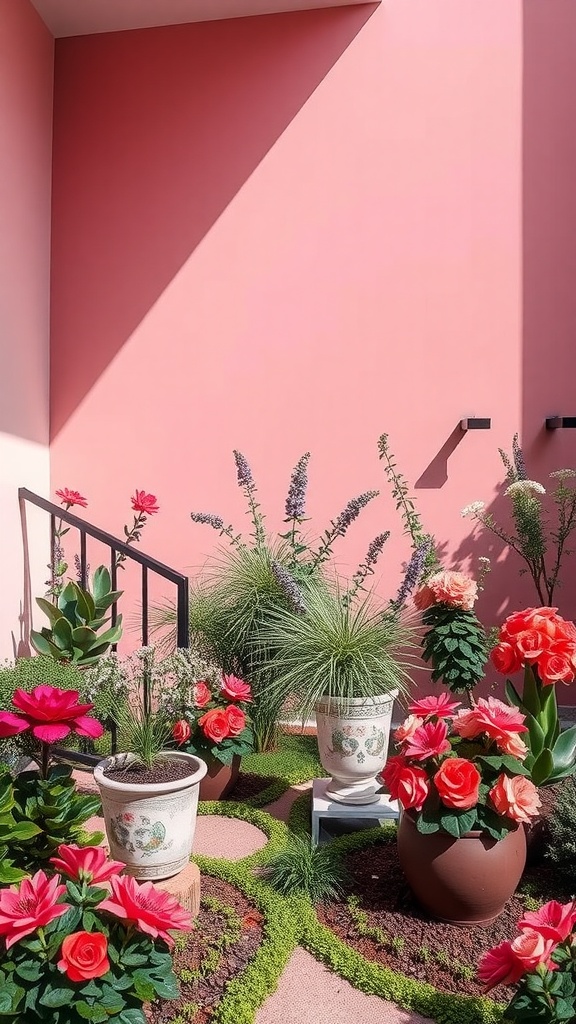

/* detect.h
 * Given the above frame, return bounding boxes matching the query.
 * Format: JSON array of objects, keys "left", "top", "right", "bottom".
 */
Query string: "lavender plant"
[{"left": 461, "top": 435, "right": 576, "bottom": 605}]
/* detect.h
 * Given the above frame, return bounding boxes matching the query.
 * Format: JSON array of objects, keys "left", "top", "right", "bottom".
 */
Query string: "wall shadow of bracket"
[{"left": 415, "top": 426, "right": 466, "bottom": 489}]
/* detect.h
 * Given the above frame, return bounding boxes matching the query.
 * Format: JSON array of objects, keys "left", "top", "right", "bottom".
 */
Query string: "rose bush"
[
  {"left": 478, "top": 899, "right": 576, "bottom": 1022},
  {"left": 492, "top": 606, "right": 576, "bottom": 785},
  {"left": 382, "top": 694, "right": 541, "bottom": 839},
  {"left": 0, "top": 844, "right": 191, "bottom": 1024},
  {"left": 171, "top": 672, "right": 254, "bottom": 767}
]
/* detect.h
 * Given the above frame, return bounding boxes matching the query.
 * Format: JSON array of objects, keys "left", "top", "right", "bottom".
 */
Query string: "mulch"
[
  {"left": 151, "top": 876, "right": 263, "bottom": 1024},
  {"left": 227, "top": 772, "right": 279, "bottom": 802},
  {"left": 317, "top": 833, "right": 574, "bottom": 1002}
]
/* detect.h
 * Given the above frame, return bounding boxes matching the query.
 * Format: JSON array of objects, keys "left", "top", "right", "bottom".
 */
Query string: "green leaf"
[
  {"left": 40, "top": 987, "right": 73, "bottom": 1008},
  {"left": 521, "top": 664, "right": 542, "bottom": 717},
  {"left": 439, "top": 808, "right": 477, "bottom": 838},
  {"left": 35, "top": 597, "right": 63, "bottom": 626},
  {"left": 531, "top": 747, "right": 555, "bottom": 786},
  {"left": 118, "top": 1010, "right": 147, "bottom": 1024},
  {"left": 551, "top": 726, "right": 576, "bottom": 774}
]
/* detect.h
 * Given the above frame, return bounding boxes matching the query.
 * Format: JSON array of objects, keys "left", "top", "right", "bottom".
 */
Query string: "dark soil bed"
[
  {"left": 318, "top": 836, "right": 574, "bottom": 1003},
  {"left": 151, "top": 876, "right": 263, "bottom": 1024},
  {"left": 228, "top": 772, "right": 279, "bottom": 802}
]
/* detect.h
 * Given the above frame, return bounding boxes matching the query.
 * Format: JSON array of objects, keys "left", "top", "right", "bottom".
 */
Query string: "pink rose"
[
  {"left": 221, "top": 674, "right": 252, "bottom": 703},
  {"left": 393, "top": 715, "right": 424, "bottom": 744},
  {"left": 494, "top": 730, "right": 528, "bottom": 760},
  {"left": 478, "top": 940, "right": 526, "bottom": 991},
  {"left": 408, "top": 693, "right": 461, "bottom": 719},
  {"left": 413, "top": 584, "right": 435, "bottom": 611},
  {"left": 403, "top": 720, "right": 451, "bottom": 761},
  {"left": 489, "top": 774, "right": 541, "bottom": 824},
  {"left": 511, "top": 928, "right": 557, "bottom": 971},
  {"left": 193, "top": 682, "right": 212, "bottom": 708},
  {"left": 434, "top": 758, "right": 480, "bottom": 810},
  {"left": 452, "top": 697, "right": 527, "bottom": 743},
  {"left": 519, "top": 900, "right": 576, "bottom": 943},
  {"left": 426, "top": 570, "right": 478, "bottom": 611}
]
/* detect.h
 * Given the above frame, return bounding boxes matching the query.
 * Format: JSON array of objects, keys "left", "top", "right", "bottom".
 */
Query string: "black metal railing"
[{"left": 18, "top": 488, "right": 190, "bottom": 766}]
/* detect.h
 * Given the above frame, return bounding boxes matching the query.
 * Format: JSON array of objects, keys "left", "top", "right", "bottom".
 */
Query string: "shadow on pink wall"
[
  {"left": 522, "top": 0, "right": 576, "bottom": 626},
  {"left": 50, "top": 5, "right": 378, "bottom": 438}
]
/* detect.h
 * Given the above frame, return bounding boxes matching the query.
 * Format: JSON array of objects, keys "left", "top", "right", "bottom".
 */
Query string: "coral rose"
[
  {"left": 413, "top": 584, "right": 435, "bottom": 612},
  {"left": 172, "top": 719, "right": 191, "bottom": 745},
  {"left": 434, "top": 758, "right": 480, "bottom": 810},
  {"left": 538, "top": 651, "right": 574, "bottom": 685},
  {"left": 425, "top": 570, "right": 478, "bottom": 611},
  {"left": 380, "top": 755, "right": 408, "bottom": 798},
  {"left": 193, "top": 682, "right": 212, "bottom": 707},
  {"left": 491, "top": 642, "right": 522, "bottom": 676},
  {"left": 198, "top": 708, "right": 231, "bottom": 743},
  {"left": 510, "top": 928, "right": 557, "bottom": 972},
  {"left": 514, "top": 629, "right": 551, "bottom": 662},
  {"left": 489, "top": 774, "right": 541, "bottom": 824},
  {"left": 395, "top": 766, "right": 429, "bottom": 811},
  {"left": 393, "top": 715, "right": 424, "bottom": 744},
  {"left": 494, "top": 730, "right": 528, "bottom": 761},
  {"left": 519, "top": 900, "right": 576, "bottom": 943},
  {"left": 224, "top": 705, "right": 246, "bottom": 736},
  {"left": 478, "top": 940, "right": 526, "bottom": 991},
  {"left": 58, "top": 931, "right": 110, "bottom": 982}
]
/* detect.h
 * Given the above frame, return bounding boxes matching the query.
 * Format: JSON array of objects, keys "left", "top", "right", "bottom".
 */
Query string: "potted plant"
[
  {"left": 94, "top": 657, "right": 207, "bottom": 881},
  {"left": 31, "top": 566, "right": 124, "bottom": 667},
  {"left": 256, "top": 581, "right": 420, "bottom": 805},
  {"left": 383, "top": 693, "right": 541, "bottom": 925},
  {"left": 0, "top": 684, "right": 105, "bottom": 883},
  {"left": 478, "top": 898, "right": 576, "bottom": 1022},
  {"left": 167, "top": 662, "right": 255, "bottom": 801},
  {"left": 0, "top": 842, "right": 192, "bottom": 1024}
]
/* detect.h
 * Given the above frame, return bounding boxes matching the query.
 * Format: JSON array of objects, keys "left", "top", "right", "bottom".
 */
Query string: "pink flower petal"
[
  {"left": 31, "top": 722, "right": 71, "bottom": 743},
  {"left": 0, "top": 711, "right": 29, "bottom": 737},
  {"left": 72, "top": 715, "right": 104, "bottom": 738}
]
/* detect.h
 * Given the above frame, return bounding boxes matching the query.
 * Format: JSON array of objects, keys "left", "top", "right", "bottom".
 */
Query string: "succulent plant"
[{"left": 30, "top": 565, "right": 123, "bottom": 667}]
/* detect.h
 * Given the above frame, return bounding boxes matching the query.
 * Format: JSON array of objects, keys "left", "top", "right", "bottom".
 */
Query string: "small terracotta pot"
[
  {"left": 397, "top": 810, "right": 526, "bottom": 926},
  {"left": 199, "top": 754, "right": 241, "bottom": 801}
]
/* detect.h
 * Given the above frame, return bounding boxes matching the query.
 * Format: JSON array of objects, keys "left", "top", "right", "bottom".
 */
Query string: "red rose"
[
  {"left": 198, "top": 708, "right": 231, "bottom": 743},
  {"left": 434, "top": 757, "right": 480, "bottom": 810},
  {"left": 172, "top": 719, "right": 191, "bottom": 745},
  {"left": 193, "top": 682, "right": 212, "bottom": 707},
  {"left": 58, "top": 931, "right": 110, "bottom": 982},
  {"left": 478, "top": 940, "right": 526, "bottom": 991},
  {"left": 395, "top": 766, "right": 429, "bottom": 811},
  {"left": 224, "top": 705, "right": 246, "bottom": 737},
  {"left": 491, "top": 642, "right": 522, "bottom": 676},
  {"left": 131, "top": 490, "right": 159, "bottom": 515}
]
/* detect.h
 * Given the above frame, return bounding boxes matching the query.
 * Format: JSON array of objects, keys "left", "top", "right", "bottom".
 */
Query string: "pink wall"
[
  {"left": 0, "top": 0, "right": 53, "bottom": 657},
  {"left": 50, "top": 3, "right": 549, "bottom": 681}
]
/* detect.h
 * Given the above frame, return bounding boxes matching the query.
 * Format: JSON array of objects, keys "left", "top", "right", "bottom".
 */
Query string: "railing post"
[{"left": 176, "top": 577, "right": 189, "bottom": 649}]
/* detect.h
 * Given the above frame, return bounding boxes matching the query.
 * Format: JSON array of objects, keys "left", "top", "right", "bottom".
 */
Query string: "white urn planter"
[
  {"left": 94, "top": 751, "right": 207, "bottom": 881},
  {"left": 315, "top": 691, "right": 397, "bottom": 805}
]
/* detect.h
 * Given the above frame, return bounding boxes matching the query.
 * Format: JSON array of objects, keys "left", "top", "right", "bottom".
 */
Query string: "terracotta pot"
[
  {"left": 397, "top": 810, "right": 526, "bottom": 926},
  {"left": 199, "top": 754, "right": 241, "bottom": 801}
]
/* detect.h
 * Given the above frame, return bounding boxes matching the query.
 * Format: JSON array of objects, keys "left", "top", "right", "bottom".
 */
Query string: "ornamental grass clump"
[
  {"left": 0, "top": 843, "right": 192, "bottom": 1024},
  {"left": 382, "top": 693, "right": 541, "bottom": 839},
  {"left": 491, "top": 606, "right": 576, "bottom": 785},
  {"left": 478, "top": 899, "right": 576, "bottom": 1023},
  {"left": 260, "top": 834, "right": 347, "bottom": 902}
]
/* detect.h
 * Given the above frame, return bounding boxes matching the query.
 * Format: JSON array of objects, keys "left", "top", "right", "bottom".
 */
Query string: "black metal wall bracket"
[
  {"left": 460, "top": 418, "right": 491, "bottom": 431},
  {"left": 546, "top": 417, "right": 576, "bottom": 430}
]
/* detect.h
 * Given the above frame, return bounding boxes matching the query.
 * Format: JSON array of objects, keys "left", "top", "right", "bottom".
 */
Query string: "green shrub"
[{"left": 546, "top": 776, "right": 576, "bottom": 888}]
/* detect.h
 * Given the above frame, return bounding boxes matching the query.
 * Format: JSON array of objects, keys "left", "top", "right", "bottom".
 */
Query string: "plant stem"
[{"left": 41, "top": 742, "right": 50, "bottom": 780}]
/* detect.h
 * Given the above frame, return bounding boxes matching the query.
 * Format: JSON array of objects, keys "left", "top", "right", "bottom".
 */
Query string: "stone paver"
[
  {"left": 193, "top": 814, "right": 268, "bottom": 859},
  {"left": 255, "top": 947, "right": 433, "bottom": 1024}
]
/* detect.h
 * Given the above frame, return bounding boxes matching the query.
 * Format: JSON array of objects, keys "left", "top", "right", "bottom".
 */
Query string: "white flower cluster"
[
  {"left": 550, "top": 469, "right": 576, "bottom": 479},
  {"left": 461, "top": 501, "right": 485, "bottom": 518},
  {"left": 504, "top": 480, "right": 546, "bottom": 496}
]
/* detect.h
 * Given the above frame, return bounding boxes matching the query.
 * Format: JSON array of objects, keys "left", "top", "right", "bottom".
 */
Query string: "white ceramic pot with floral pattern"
[
  {"left": 315, "top": 692, "right": 397, "bottom": 804},
  {"left": 94, "top": 751, "right": 207, "bottom": 881}
]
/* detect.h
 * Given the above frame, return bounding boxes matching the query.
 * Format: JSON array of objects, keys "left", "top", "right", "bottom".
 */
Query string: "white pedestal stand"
[{"left": 311, "top": 777, "right": 399, "bottom": 845}]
